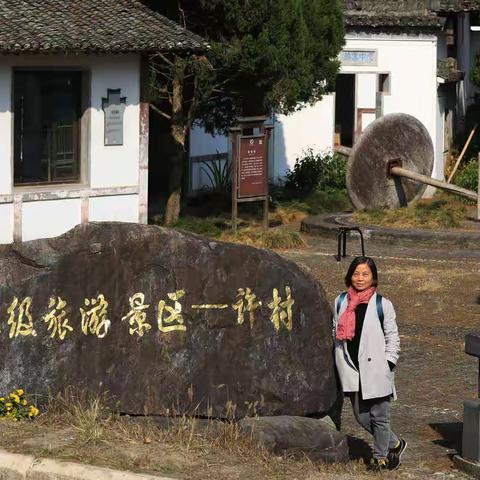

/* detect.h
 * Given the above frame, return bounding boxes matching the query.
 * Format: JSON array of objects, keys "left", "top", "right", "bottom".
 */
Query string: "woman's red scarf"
[{"left": 336, "top": 286, "right": 376, "bottom": 341}]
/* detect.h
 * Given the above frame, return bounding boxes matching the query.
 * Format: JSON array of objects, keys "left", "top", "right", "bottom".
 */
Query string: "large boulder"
[{"left": 0, "top": 223, "right": 337, "bottom": 417}]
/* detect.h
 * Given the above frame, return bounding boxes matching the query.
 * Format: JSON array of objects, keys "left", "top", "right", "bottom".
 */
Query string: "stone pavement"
[{"left": 283, "top": 232, "right": 480, "bottom": 479}]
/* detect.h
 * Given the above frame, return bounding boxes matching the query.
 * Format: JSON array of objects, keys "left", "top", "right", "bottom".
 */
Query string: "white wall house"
[
  {"left": 274, "top": 32, "right": 440, "bottom": 180},
  {"left": 190, "top": 1, "right": 479, "bottom": 192},
  {"left": 0, "top": 0, "right": 203, "bottom": 244}
]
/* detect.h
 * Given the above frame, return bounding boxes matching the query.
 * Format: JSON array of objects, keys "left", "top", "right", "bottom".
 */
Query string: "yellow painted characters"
[
  {"left": 122, "top": 293, "right": 151, "bottom": 337},
  {"left": 80, "top": 294, "right": 111, "bottom": 338},
  {"left": 157, "top": 290, "right": 187, "bottom": 333},
  {"left": 43, "top": 297, "right": 73, "bottom": 340},
  {"left": 7, "top": 297, "right": 37, "bottom": 338}
]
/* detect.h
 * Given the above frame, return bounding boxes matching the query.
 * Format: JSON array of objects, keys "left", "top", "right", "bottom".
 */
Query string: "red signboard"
[{"left": 238, "top": 136, "right": 267, "bottom": 198}]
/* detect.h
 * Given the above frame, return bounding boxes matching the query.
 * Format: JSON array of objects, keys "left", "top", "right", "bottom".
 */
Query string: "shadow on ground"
[
  {"left": 347, "top": 435, "right": 371, "bottom": 465},
  {"left": 430, "top": 422, "right": 462, "bottom": 454}
]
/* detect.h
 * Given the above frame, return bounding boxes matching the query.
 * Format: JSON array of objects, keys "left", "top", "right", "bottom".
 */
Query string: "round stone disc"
[{"left": 346, "top": 113, "right": 434, "bottom": 210}]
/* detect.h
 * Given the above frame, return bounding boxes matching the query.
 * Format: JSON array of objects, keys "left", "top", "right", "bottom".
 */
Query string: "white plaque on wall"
[{"left": 102, "top": 89, "right": 126, "bottom": 146}]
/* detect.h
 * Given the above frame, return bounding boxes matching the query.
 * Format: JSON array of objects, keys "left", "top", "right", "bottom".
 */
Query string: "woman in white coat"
[{"left": 333, "top": 256, "right": 406, "bottom": 472}]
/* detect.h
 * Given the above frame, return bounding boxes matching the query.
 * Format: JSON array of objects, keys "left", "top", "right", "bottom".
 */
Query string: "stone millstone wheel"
[{"left": 346, "top": 113, "right": 434, "bottom": 210}]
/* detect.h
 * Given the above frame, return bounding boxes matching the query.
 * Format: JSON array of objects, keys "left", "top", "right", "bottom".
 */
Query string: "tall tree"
[{"left": 146, "top": 0, "right": 344, "bottom": 224}]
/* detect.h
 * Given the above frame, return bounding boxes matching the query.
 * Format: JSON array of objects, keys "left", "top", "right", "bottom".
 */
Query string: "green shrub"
[
  {"left": 319, "top": 153, "right": 348, "bottom": 191},
  {"left": 284, "top": 150, "right": 347, "bottom": 196},
  {"left": 454, "top": 158, "right": 478, "bottom": 192},
  {"left": 284, "top": 150, "right": 322, "bottom": 195},
  {"left": 304, "top": 189, "right": 351, "bottom": 214},
  {"left": 200, "top": 157, "right": 231, "bottom": 194}
]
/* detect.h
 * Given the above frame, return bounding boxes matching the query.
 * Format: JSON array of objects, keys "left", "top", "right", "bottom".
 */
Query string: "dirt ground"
[
  {"left": 282, "top": 232, "right": 480, "bottom": 479},
  {"left": 1, "top": 231, "right": 479, "bottom": 479}
]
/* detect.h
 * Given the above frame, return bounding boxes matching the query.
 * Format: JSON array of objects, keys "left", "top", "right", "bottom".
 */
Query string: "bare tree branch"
[
  {"left": 150, "top": 103, "right": 171, "bottom": 120},
  {"left": 155, "top": 52, "right": 175, "bottom": 68},
  {"left": 178, "top": 0, "right": 186, "bottom": 29}
]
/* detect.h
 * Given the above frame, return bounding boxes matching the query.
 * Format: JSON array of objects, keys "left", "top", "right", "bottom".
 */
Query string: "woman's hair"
[{"left": 344, "top": 256, "right": 378, "bottom": 288}]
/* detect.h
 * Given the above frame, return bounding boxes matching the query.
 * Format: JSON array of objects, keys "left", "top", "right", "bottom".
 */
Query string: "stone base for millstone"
[{"left": 453, "top": 455, "right": 480, "bottom": 479}]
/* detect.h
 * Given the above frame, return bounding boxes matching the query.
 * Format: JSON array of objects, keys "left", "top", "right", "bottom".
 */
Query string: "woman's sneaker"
[
  {"left": 388, "top": 438, "right": 407, "bottom": 470},
  {"left": 367, "top": 458, "right": 389, "bottom": 472}
]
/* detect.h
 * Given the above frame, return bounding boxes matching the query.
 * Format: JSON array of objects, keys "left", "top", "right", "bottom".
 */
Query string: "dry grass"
[
  {"left": 40, "top": 387, "right": 114, "bottom": 444},
  {"left": 0, "top": 388, "right": 382, "bottom": 479},
  {"left": 352, "top": 197, "right": 468, "bottom": 230},
  {"left": 220, "top": 227, "right": 307, "bottom": 250},
  {"left": 416, "top": 278, "right": 444, "bottom": 293},
  {"left": 379, "top": 266, "right": 445, "bottom": 294},
  {"left": 269, "top": 206, "right": 308, "bottom": 225}
]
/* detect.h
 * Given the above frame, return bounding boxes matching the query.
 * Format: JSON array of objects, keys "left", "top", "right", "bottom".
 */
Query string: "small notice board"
[
  {"left": 230, "top": 117, "right": 273, "bottom": 232},
  {"left": 238, "top": 135, "right": 267, "bottom": 198}
]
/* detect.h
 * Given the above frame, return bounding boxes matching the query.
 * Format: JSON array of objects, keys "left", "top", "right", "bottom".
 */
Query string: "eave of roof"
[
  {"left": 345, "top": 13, "right": 445, "bottom": 28},
  {"left": 434, "top": 0, "right": 480, "bottom": 12},
  {"left": 343, "top": 0, "right": 470, "bottom": 29}
]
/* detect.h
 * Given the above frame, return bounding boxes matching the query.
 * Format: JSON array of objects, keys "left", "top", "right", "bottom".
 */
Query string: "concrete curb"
[
  {"left": 0, "top": 449, "right": 174, "bottom": 480},
  {"left": 301, "top": 212, "right": 480, "bottom": 249}
]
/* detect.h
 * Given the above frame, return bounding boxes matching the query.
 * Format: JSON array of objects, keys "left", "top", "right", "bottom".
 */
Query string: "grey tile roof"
[
  {"left": 0, "top": 0, "right": 205, "bottom": 53},
  {"left": 434, "top": 0, "right": 480, "bottom": 11},
  {"left": 344, "top": 0, "right": 445, "bottom": 28}
]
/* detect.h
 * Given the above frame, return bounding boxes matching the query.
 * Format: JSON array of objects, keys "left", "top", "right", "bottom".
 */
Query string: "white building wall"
[
  {"left": 189, "top": 126, "right": 230, "bottom": 191},
  {"left": 90, "top": 57, "right": 140, "bottom": 188},
  {"left": 0, "top": 204, "right": 13, "bottom": 244},
  {"left": 0, "top": 54, "right": 142, "bottom": 244},
  {"left": 272, "top": 96, "right": 335, "bottom": 180},
  {"left": 343, "top": 34, "right": 439, "bottom": 178},
  {"left": 356, "top": 73, "right": 377, "bottom": 109},
  {"left": 22, "top": 199, "right": 81, "bottom": 242},
  {"left": 190, "top": 32, "right": 441, "bottom": 188},
  {"left": 89, "top": 195, "right": 139, "bottom": 223},
  {"left": 0, "top": 65, "right": 11, "bottom": 196},
  {"left": 190, "top": 126, "right": 229, "bottom": 156}
]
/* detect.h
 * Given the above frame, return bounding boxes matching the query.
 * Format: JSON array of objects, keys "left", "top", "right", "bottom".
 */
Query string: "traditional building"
[
  {"left": 0, "top": 0, "right": 202, "bottom": 244},
  {"left": 189, "top": 0, "right": 480, "bottom": 191}
]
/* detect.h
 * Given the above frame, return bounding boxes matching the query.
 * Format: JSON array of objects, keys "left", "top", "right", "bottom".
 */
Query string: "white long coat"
[{"left": 332, "top": 292, "right": 400, "bottom": 401}]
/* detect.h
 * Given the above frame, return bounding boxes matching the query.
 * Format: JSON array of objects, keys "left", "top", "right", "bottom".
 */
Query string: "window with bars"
[{"left": 13, "top": 70, "right": 82, "bottom": 186}]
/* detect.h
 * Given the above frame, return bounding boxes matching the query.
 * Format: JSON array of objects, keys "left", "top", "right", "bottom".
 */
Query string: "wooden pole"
[
  {"left": 263, "top": 125, "right": 273, "bottom": 230},
  {"left": 447, "top": 125, "right": 477, "bottom": 184},
  {"left": 390, "top": 166, "right": 478, "bottom": 202},
  {"left": 477, "top": 152, "right": 480, "bottom": 221},
  {"left": 230, "top": 128, "right": 240, "bottom": 233},
  {"left": 334, "top": 146, "right": 353, "bottom": 157}
]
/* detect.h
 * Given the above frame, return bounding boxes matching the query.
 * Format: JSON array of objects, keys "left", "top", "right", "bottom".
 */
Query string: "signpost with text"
[{"left": 230, "top": 117, "right": 273, "bottom": 233}]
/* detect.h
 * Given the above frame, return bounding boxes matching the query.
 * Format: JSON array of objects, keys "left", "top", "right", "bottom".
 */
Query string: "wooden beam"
[
  {"left": 447, "top": 125, "right": 477, "bottom": 184},
  {"left": 334, "top": 146, "right": 352, "bottom": 157},
  {"left": 81, "top": 195, "right": 89, "bottom": 224},
  {"left": 391, "top": 166, "right": 478, "bottom": 201},
  {"left": 0, "top": 186, "right": 139, "bottom": 205},
  {"left": 138, "top": 55, "right": 149, "bottom": 225},
  {"left": 13, "top": 194, "right": 22, "bottom": 243}
]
